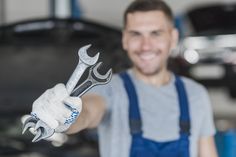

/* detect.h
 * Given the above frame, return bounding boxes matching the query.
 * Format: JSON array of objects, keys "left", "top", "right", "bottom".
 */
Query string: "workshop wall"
[{"left": 1, "top": 0, "right": 236, "bottom": 27}]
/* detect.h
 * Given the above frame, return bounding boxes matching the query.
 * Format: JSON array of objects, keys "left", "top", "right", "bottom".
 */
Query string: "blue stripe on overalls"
[{"left": 120, "top": 72, "right": 191, "bottom": 157}]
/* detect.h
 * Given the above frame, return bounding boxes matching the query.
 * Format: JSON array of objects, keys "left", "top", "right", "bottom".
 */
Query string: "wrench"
[
  {"left": 23, "top": 62, "right": 112, "bottom": 142},
  {"left": 66, "top": 44, "right": 100, "bottom": 93},
  {"left": 71, "top": 62, "right": 112, "bottom": 97},
  {"left": 22, "top": 45, "right": 100, "bottom": 142}
]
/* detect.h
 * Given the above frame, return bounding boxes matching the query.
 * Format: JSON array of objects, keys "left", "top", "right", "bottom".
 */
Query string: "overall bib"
[{"left": 120, "top": 72, "right": 191, "bottom": 157}]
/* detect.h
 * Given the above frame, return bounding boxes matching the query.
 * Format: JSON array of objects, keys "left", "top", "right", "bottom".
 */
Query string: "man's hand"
[{"left": 31, "top": 83, "right": 82, "bottom": 132}]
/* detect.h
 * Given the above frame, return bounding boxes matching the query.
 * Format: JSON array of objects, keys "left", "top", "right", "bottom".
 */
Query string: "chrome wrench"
[
  {"left": 71, "top": 62, "right": 112, "bottom": 97},
  {"left": 66, "top": 44, "right": 100, "bottom": 93}
]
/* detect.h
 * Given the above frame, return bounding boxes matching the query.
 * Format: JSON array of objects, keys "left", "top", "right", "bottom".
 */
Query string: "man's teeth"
[{"left": 139, "top": 53, "right": 156, "bottom": 60}]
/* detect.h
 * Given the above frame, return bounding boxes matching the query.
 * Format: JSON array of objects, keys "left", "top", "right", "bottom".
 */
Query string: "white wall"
[
  {"left": 79, "top": 0, "right": 236, "bottom": 27},
  {"left": 2, "top": 0, "right": 236, "bottom": 27},
  {"left": 78, "top": 0, "right": 132, "bottom": 28},
  {"left": 4, "top": 0, "right": 49, "bottom": 24}
]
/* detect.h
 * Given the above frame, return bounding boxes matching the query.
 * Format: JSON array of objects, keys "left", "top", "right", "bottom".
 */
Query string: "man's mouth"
[{"left": 139, "top": 52, "right": 158, "bottom": 61}]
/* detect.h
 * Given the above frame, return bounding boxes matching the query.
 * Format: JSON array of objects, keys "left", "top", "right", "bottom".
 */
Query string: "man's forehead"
[{"left": 125, "top": 11, "right": 172, "bottom": 30}]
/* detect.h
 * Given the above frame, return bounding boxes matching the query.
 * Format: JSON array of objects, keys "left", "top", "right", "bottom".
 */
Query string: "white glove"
[{"left": 31, "top": 83, "right": 82, "bottom": 132}]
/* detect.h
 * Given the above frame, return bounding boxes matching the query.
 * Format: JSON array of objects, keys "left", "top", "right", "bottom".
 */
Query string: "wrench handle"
[
  {"left": 71, "top": 80, "right": 93, "bottom": 97},
  {"left": 66, "top": 62, "right": 88, "bottom": 94}
]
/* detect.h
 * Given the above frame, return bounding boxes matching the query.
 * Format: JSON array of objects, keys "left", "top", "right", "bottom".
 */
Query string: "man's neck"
[{"left": 132, "top": 68, "right": 171, "bottom": 87}]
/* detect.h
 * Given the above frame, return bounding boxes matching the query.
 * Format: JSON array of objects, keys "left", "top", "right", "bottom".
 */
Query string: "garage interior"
[{"left": 1, "top": 0, "right": 236, "bottom": 157}]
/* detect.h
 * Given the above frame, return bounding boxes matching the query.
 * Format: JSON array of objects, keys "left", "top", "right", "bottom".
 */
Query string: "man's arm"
[
  {"left": 199, "top": 136, "right": 218, "bottom": 157},
  {"left": 66, "top": 93, "right": 106, "bottom": 134}
]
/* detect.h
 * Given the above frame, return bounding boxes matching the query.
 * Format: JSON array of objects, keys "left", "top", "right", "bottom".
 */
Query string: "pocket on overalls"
[
  {"left": 130, "top": 147, "right": 156, "bottom": 157},
  {"left": 130, "top": 137, "right": 157, "bottom": 157},
  {"left": 156, "top": 139, "right": 183, "bottom": 157}
]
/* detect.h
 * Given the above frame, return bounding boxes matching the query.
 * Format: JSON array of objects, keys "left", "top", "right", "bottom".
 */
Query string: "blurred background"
[{"left": 1, "top": 0, "right": 236, "bottom": 156}]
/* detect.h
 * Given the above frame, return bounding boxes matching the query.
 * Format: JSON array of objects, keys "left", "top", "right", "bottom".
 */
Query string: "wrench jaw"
[
  {"left": 22, "top": 117, "right": 38, "bottom": 134},
  {"left": 32, "top": 128, "right": 43, "bottom": 143},
  {"left": 32, "top": 120, "right": 55, "bottom": 142},
  {"left": 71, "top": 62, "right": 113, "bottom": 97},
  {"left": 78, "top": 44, "right": 100, "bottom": 66},
  {"left": 66, "top": 44, "right": 100, "bottom": 93},
  {"left": 92, "top": 62, "right": 113, "bottom": 83},
  {"left": 22, "top": 117, "right": 55, "bottom": 142}
]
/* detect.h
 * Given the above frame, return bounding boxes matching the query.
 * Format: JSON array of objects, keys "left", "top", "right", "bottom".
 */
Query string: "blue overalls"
[{"left": 120, "top": 72, "right": 191, "bottom": 157}]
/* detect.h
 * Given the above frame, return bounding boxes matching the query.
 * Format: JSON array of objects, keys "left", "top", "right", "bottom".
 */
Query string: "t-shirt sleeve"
[
  {"left": 86, "top": 75, "right": 122, "bottom": 113},
  {"left": 199, "top": 86, "right": 216, "bottom": 137},
  {"left": 87, "top": 80, "right": 113, "bottom": 112}
]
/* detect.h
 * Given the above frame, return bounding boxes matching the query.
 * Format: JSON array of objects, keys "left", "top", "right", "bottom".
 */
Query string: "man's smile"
[{"left": 138, "top": 52, "right": 160, "bottom": 61}]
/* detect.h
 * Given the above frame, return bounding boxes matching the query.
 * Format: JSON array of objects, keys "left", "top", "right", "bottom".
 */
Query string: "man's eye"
[
  {"left": 129, "top": 32, "right": 140, "bottom": 37},
  {"left": 151, "top": 31, "right": 161, "bottom": 36}
]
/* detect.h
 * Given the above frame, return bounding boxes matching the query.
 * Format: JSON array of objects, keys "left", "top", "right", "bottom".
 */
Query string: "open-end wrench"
[
  {"left": 71, "top": 62, "right": 112, "bottom": 97},
  {"left": 22, "top": 45, "right": 100, "bottom": 141},
  {"left": 66, "top": 44, "right": 100, "bottom": 94},
  {"left": 24, "top": 62, "right": 112, "bottom": 142}
]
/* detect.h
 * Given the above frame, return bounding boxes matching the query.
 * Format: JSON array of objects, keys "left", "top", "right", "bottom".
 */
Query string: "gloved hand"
[{"left": 31, "top": 83, "right": 82, "bottom": 132}]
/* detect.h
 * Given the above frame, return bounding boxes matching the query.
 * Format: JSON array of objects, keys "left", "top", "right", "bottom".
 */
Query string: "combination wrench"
[{"left": 66, "top": 44, "right": 100, "bottom": 93}]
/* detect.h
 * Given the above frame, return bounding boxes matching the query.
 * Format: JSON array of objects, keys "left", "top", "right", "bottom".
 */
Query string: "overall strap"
[
  {"left": 175, "top": 75, "right": 191, "bottom": 135},
  {"left": 120, "top": 72, "right": 142, "bottom": 135}
]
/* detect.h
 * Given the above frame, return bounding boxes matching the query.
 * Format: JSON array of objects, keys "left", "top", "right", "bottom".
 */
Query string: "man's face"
[{"left": 122, "top": 11, "right": 178, "bottom": 76}]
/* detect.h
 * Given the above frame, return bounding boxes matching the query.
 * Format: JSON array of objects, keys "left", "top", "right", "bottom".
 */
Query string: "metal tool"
[
  {"left": 22, "top": 46, "right": 112, "bottom": 142},
  {"left": 71, "top": 62, "right": 112, "bottom": 97},
  {"left": 66, "top": 44, "right": 100, "bottom": 94}
]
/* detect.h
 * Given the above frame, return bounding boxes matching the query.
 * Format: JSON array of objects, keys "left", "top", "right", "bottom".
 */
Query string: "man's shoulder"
[
  {"left": 179, "top": 75, "right": 207, "bottom": 94},
  {"left": 111, "top": 73, "right": 123, "bottom": 84},
  {"left": 111, "top": 71, "right": 132, "bottom": 84},
  {"left": 179, "top": 75, "right": 211, "bottom": 109}
]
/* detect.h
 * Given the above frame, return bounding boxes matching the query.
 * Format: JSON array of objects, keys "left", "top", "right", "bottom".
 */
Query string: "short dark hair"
[{"left": 123, "top": 0, "right": 174, "bottom": 27}]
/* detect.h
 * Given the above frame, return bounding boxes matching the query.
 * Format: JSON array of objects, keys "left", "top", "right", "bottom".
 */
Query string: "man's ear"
[
  {"left": 171, "top": 28, "right": 179, "bottom": 50},
  {"left": 122, "top": 30, "right": 128, "bottom": 51}
]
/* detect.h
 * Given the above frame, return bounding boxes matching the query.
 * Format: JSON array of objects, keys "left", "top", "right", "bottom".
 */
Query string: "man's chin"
[{"left": 136, "top": 67, "right": 161, "bottom": 76}]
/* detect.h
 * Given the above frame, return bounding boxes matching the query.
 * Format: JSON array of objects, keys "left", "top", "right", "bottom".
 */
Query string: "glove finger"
[
  {"left": 54, "top": 104, "right": 72, "bottom": 120},
  {"left": 63, "top": 97, "right": 82, "bottom": 113},
  {"left": 39, "top": 88, "right": 69, "bottom": 125},
  {"left": 32, "top": 99, "right": 63, "bottom": 127},
  {"left": 53, "top": 83, "right": 69, "bottom": 100},
  {"left": 51, "top": 103, "right": 72, "bottom": 125},
  {"left": 63, "top": 97, "right": 82, "bottom": 125},
  {"left": 46, "top": 93, "right": 72, "bottom": 122},
  {"left": 49, "top": 84, "right": 71, "bottom": 120},
  {"left": 21, "top": 114, "right": 32, "bottom": 124},
  {"left": 32, "top": 83, "right": 66, "bottom": 108},
  {"left": 36, "top": 109, "right": 59, "bottom": 129},
  {"left": 47, "top": 133, "right": 68, "bottom": 147}
]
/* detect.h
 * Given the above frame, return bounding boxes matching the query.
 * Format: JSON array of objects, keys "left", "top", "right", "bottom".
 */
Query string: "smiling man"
[
  {"left": 122, "top": 10, "right": 178, "bottom": 83},
  {"left": 30, "top": 0, "right": 218, "bottom": 157}
]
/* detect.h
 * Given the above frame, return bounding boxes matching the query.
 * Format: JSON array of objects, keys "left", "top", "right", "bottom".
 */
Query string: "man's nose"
[{"left": 140, "top": 36, "right": 152, "bottom": 51}]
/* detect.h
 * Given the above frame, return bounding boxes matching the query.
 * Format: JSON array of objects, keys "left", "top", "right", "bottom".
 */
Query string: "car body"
[
  {"left": 175, "top": 3, "right": 236, "bottom": 97},
  {"left": 0, "top": 18, "right": 127, "bottom": 157}
]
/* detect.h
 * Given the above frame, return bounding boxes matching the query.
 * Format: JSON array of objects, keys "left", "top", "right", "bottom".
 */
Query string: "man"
[{"left": 29, "top": 0, "right": 218, "bottom": 157}]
